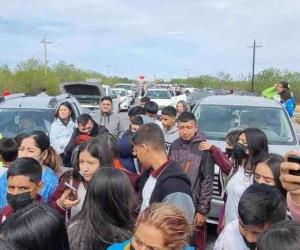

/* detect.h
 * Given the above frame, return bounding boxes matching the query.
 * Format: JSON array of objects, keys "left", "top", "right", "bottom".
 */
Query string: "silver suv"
[
  {"left": 0, "top": 93, "right": 83, "bottom": 137},
  {"left": 193, "top": 95, "right": 299, "bottom": 224}
]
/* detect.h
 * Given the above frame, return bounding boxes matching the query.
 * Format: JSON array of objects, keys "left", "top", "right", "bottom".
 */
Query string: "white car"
[
  {"left": 144, "top": 88, "right": 176, "bottom": 109},
  {"left": 111, "top": 88, "right": 130, "bottom": 111},
  {"left": 114, "top": 84, "right": 135, "bottom": 105}
]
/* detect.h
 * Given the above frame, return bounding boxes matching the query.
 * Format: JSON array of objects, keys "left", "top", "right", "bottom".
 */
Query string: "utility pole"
[
  {"left": 184, "top": 68, "right": 190, "bottom": 79},
  {"left": 40, "top": 36, "right": 52, "bottom": 77},
  {"left": 248, "top": 40, "right": 262, "bottom": 92},
  {"left": 106, "top": 65, "right": 111, "bottom": 76}
]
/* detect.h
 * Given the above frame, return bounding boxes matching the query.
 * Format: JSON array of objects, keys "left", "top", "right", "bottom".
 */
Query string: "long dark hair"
[
  {"left": 23, "top": 130, "right": 63, "bottom": 174},
  {"left": 232, "top": 128, "right": 269, "bottom": 174},
  {"left": 70, "top": 168, "right": 135, "bottom": 249},
  {"left": 255, "top": 153, "right": 286, "bottom": 197},
  {"left": 71, "top": 135, "right": 115, "bottom": 183},
  {"left": 279, "top": 90, "right": 292, "bottom": 102},
  {"left": 0, "top": 203, "right": 70, "bottom": 250},
  {"left": 226, "top": 129, "right": 243, "bottom": 147},
  {"left": 55, "top": 102, "right": 76, "bottom": 122}
]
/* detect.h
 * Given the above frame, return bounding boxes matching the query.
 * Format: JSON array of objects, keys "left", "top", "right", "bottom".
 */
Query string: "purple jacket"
[{"left": 169, "top": 131, "right": 214, "bottom": 215}]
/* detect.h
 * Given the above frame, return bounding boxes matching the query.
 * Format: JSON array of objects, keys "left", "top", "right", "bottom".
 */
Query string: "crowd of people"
[{"left": 0, "top": 81, "right": 298, "bottom": 250}]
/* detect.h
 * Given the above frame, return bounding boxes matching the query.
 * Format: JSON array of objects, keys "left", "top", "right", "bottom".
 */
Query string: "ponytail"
[{"left": 44, "top": 146, "right": 63, "bottom": 176}]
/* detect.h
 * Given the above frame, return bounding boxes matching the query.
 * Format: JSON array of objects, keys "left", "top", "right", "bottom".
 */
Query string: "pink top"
[{"left": 287, "top": 192, "right": 300, "bottom": 224}]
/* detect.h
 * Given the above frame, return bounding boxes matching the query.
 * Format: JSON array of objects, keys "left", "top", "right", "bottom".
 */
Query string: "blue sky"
[{"left": 1, "top": 0, "right": 300, "bottom": 80}]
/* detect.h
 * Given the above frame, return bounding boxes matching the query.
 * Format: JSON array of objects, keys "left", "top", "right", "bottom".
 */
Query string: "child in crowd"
[
  {"left": 0, "top": 138, "right": 18, "bottom": 177},
  {"left": 139, "top": 96, "right": 150, "bottom": 108},
  {"left": 214, "top": 183, "right": 287, "bottom": 250},
  {"left": 132, "top": 123, "right": 195, "bottom": 223},
  {"left": 257, "top": 220, "right": 300, "bottom": 250},
  {"left": 0, "top": 131, "right": 59, "bottom": 209},
  {"left": 68, "top": 168, "right": 135, "bottom": 250},
  {"left": 0, "top": 202, "right": 70, "bottom": 250},
  {"left": 254, "top": 153, "right": 286, "bottom": 196},
  {"left": 122, "top": 106, "right": 145, "bottom": 137},
  {"left": 50, "top": 136, "right": 114, "bottom": 219},
  {"left": 142, "top": 101, "right": 163, "bottom": 128},
  {"left": 176, "top": 100, "right": 189, "bottom": 118},
  {"left": 160, "top": 106, "right": 179, "bottom": 154},
  {"left": 0, "top": 157, "right": 44, "bottom": 223},
  {"left": 199, "top": 129, "right": 242, "bottom": 234},
  {"left": 224, "top": 128, "right": 268, "bottom": 225}
]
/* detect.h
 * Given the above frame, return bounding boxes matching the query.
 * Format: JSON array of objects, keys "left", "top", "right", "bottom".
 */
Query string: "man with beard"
[
  {"left": 91, "top": 96, "right": 126, "bottom": 138},
  {"left": 214, "top": 183, "right": 287, "bottom": 250}
]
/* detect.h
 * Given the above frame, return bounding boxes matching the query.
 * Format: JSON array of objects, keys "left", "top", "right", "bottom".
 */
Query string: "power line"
[
  {"left": 40, "top": 35, "right": 52, "bottom": 76},
  {"left": 248, "top": 40, "right": 262, "bottom": 92}
]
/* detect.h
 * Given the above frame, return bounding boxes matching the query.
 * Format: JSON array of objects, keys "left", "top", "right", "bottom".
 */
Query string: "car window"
[
  {"left": 0, "top": 109, "right": 54, "bottom": 137},
  {"left": 145, "top": 90, "right": 171, "bottom": 99},
  {"left": 115, "top": 85, "right": 131, "bottom": 90},
  {"left": 194, "top": 105, "right": 296, "bottom": 145},
  {"left": 112, "top": 89, "right": 126, "bottom": 96}
]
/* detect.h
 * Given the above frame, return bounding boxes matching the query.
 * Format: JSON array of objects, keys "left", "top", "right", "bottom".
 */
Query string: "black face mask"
[
  {"left": 225, "top": 148, "right": 233, "bottom": 158},
  {"left": 7, "top": 191, "right": 34, "bottom": 210},
  {"left": 242, "top": 235, "right": 256, "bottom": 250},
  {"left": 233, "top": 143, "right": 248, "bottom": 160}
]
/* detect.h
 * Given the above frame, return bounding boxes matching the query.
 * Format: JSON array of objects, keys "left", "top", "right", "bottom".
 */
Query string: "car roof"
[
  {"left": 112, "top": 88, "right": 126, "bottom": 91},
  {"left": 197, "top": 95, "right": 282, "bottom": 108},
  {"left": 0, "top": 94, "right": 76, "bottom": 109}
]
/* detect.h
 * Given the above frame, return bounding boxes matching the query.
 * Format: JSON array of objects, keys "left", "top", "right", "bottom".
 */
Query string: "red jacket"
[{"left": 209, "top": 145, "right": 231, "bottom": 175}]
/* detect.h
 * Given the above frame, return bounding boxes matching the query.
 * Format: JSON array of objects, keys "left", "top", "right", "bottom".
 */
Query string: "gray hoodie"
[
  {"left": 91, "top": 111, "right": 126, "bottom": 138},
  {"left": 163, "top": 123, "right": 179, "bottom": 154}
]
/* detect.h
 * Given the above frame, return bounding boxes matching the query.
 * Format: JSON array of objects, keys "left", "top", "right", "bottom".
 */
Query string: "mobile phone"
[
  {"left": 287, "top": 156, "right": 300, "bottom": 176},
  {"left": 64, "top": 182, "right": 78, "bottom": 201}
]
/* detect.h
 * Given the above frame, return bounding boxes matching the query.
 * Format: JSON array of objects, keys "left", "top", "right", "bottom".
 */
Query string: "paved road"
[{"left": 118, "top": 109, "right": 218, "bottom": 249}]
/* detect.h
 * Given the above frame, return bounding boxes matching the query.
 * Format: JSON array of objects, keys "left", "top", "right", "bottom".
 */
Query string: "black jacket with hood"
[{"left": 138, "top": 159, "right": 195, "bottom": 223}]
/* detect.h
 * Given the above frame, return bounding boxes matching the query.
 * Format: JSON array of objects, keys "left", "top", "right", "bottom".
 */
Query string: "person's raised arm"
[{"left": 280, "top": 154, "right": 300, "bottom": 223}]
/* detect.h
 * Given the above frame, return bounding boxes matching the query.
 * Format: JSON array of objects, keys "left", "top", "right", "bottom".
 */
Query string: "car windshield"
[
  {"left": 146, "top": 90, "right": 171, "bottom": 99},
  {"left": 193, "top": 105, "right": 296, "bottom": 145},
  {"left": 115, "top": 85, "right": 131, "bottom": 90},
  {"left": 112, "top": 89, "right": 126, "bottom": 96},
  {"left": 0, "top": 109, "right": 54, "bottom": 137}
]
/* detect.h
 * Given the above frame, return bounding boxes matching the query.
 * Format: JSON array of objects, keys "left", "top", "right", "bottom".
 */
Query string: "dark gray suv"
[{"left": 0, "top": 93, "right": 83, "bottom": 137}]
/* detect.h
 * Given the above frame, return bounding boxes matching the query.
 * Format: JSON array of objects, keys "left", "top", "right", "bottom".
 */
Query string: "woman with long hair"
[
  {"left": 0, "top": 202, "right": 70, "bottom": 250},
  {"left": 176, "top": 100, "right": 188, "bottom": 118},
  {"left": 0, "top": 130, "right": 61, "bottom": 209},
  {"left": 68, "top": 168, "right": 135, "bottom": 250},
  {"left": 49, "top": 102, "right": 77, "bottom": 155},
  {"left": 280, "top": 89, "right": 295, "bottom": 117},
  {"left": 254, "top": 153, "right": 286, "bottom": 197},
  {"left": 50, "top": 135, "right": 114, "bottom": 219},
  {"left": 224, "top": 128, "right": 269, "bottom": 225}
]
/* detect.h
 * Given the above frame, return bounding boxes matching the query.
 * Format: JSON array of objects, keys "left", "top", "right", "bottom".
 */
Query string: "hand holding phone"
[
  {"left": 64, "top": 182, "right": 78, "bottom": 201},
  {"left": 288, "top": 156, "right": 300, "bottom": 176}
]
